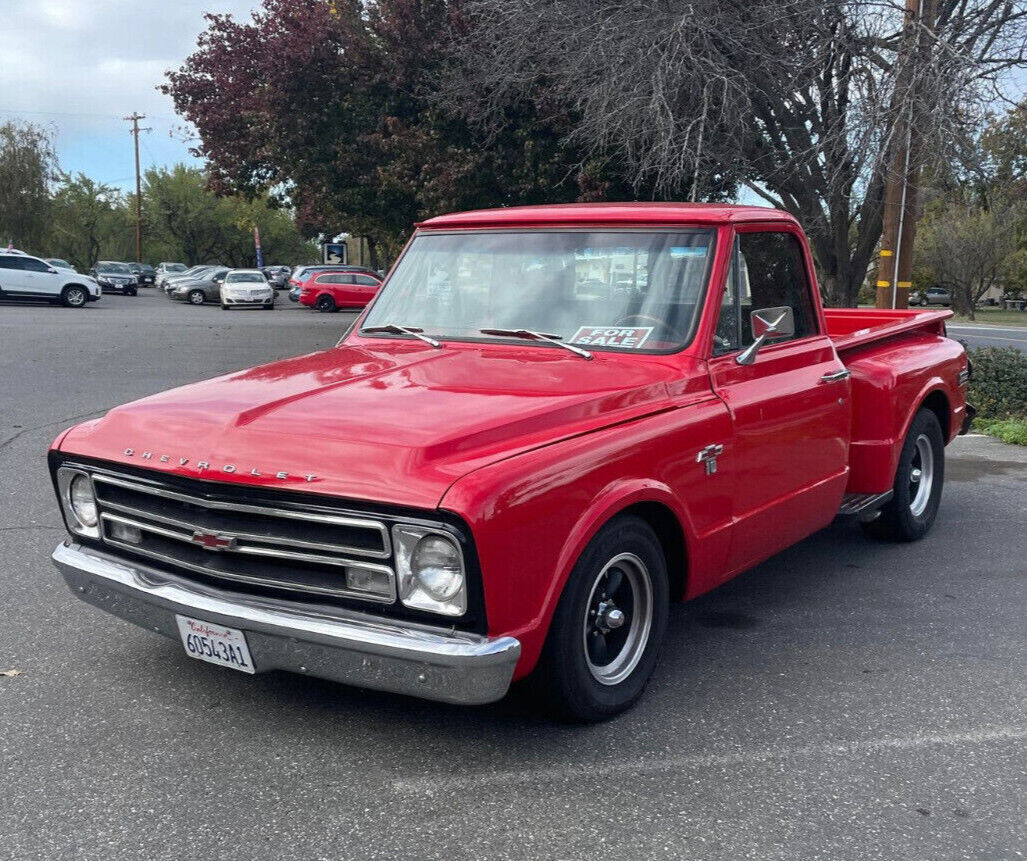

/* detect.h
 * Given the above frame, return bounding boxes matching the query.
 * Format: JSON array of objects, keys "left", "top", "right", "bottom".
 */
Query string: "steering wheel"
[{"left": 613, "top": 314, "right": 680, "bottom": 344}]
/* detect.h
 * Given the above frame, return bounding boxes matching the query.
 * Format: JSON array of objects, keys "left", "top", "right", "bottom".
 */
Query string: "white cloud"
[{"left": 0, "top": 0, "right": 259, "bottom": 184}]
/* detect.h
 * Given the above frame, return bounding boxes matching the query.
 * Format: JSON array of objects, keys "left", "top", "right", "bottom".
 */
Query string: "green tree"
[
  {"left": 144, "top": 164, "right": 233, "bottom": 264},
  {"left": 916, "top": 200, "right": 1022, "bottom": 319},
  {"left": 142, "top": 164, "right": 312, "bottom": 265},
  {"left": 48, "top": 174, "right": 125, "bottom": 270},
  {"left": 0, "top": 121, "right": 58, "bottom": 252}
]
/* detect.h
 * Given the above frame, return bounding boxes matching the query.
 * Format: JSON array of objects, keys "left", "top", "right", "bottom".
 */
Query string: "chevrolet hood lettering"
[{"left": 122, "top": 448, "right": 316, "bottom": 482}]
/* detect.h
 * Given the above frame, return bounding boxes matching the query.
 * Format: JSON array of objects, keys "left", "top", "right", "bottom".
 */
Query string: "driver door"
[{"left": 708, "top": 227, "right": 850, "bottom": 576}]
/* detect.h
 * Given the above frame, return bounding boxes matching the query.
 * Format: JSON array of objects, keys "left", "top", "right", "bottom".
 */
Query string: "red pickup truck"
[{"left": 50, "top": 204, "right": 972, "bottom": 720}]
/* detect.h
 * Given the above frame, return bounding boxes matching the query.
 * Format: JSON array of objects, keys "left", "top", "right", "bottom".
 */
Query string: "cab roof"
[{"left": 417, "top": 202, "right": 797, "bottom": 230}]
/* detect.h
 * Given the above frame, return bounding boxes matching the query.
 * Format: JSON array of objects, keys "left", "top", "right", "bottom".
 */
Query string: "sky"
[{"left": 0, "top": 0, "right": 259, "bottom": 191}]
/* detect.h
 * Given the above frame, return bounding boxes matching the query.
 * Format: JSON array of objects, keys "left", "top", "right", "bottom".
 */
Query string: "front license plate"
[{"left": 175, "top": 615, "right": 255, "bottom": 674}]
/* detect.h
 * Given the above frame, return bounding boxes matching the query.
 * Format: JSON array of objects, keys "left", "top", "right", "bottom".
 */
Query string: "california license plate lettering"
[{"left": 175, "top": 615, "right": 255, "bottom": 674}]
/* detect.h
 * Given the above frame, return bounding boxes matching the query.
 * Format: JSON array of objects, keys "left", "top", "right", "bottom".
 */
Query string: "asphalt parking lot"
[{"left": 1, "top": 290, "right": 1024, "bottom": 860}]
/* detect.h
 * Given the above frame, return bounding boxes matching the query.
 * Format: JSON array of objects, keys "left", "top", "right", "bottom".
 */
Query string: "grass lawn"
[
  {"left": 973, "top": 417, "right": 1027, "bottom": 446},
  {"left": 951, "top": 307, "right": 1027, "bottom": 327}
]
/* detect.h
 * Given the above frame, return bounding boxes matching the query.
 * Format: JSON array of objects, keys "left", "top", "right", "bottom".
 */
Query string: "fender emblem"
[{"left": 696, "top": 444, "right": 724, "bottom": 476}]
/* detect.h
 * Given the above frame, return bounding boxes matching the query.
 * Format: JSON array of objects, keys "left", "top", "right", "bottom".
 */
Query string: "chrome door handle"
[{"left": 819, "top": 369, "right": 851, "bottom": 383}]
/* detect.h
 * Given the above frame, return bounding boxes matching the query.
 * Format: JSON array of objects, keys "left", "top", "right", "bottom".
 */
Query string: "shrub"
[{"left": 966, "top": 347, "right": 1027, "bottom": 421}]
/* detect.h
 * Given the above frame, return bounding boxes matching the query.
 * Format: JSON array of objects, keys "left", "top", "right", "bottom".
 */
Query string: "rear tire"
[
  {"left": 532, "top": 515, "right": 668, "bottom": 722},
  {"left": 862, "top": 408, "right": 944, "bottom": 542},
  {"left": 62, "top": 285, "right": 88, "bottom": 308},
  {"left": 315, "top": 295, "right": 336, "bottom": 313}
]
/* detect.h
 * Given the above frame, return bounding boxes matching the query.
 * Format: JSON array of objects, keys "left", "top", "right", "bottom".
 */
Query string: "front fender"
[{"left": 440, "top": 399, "right": 732, "bottom": 680}]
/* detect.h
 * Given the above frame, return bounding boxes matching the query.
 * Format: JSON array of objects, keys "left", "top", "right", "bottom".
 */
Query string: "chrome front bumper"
[{"left": 53, "top": 542, "right": 520, "bottom": 705}]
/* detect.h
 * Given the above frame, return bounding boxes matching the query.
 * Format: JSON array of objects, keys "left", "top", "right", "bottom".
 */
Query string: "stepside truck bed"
[
  {"left": 823, "top": 307, "right": 952, "bottom": 354},
  {"left": 823, "top": 307, "right": 967, "bottom": 495}
]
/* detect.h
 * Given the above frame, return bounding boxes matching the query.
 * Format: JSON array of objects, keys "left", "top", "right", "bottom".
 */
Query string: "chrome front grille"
[{"left": 88, "top": 470, "right": 396, "bottom": 603}]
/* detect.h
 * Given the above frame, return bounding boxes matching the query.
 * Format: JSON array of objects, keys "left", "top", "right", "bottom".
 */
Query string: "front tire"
[
  {"left": 862, "top": 408, "right": 945, "bottom": 542},
  {"left": 533, "top": 515, "right": 668, "bottom": 722},
  {"left": 62, "top": 285, "right": 88, "bottom": 308},
  {"left": 188, "top": 290, "right": 206, "bottom": 305}
]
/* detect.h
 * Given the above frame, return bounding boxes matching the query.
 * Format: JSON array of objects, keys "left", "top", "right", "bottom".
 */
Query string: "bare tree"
[{"left": 443, "top": 0, "right": 1027, "bottom": 305}]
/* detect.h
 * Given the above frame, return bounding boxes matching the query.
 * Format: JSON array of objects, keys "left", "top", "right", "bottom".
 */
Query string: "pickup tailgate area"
[{"left": 823, "top": 308, "right": 969, "bottom": 495}]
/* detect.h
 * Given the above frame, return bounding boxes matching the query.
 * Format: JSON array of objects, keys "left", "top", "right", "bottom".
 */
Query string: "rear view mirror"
[{"left": 736, "top": 306, "right": 795, "bottom": 365}]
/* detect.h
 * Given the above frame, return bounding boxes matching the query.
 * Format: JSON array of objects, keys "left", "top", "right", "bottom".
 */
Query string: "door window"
[
  {"left": 0, "top": 255, "right": 23, "bottom": 270},
  {"left": 21, "top": 257, "right": 51, "bottom": 272},
  {"left": 713, "top": 231, "right": 817, "bottom": 353},
  {"left": 354, "top": 275, "right": 379, "bottom": 286}
]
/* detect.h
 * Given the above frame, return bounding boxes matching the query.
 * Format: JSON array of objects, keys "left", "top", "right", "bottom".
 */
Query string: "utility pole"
[
  {"left": 877, "top": 0, "right": 936, "bottom": 310},
  {"left": 123, "top": 113, "right": 150, "bottom": 263}
]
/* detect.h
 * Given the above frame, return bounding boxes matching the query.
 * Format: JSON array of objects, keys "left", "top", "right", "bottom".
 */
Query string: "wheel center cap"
[{"left": 596, "top": 599, "right": 625, "bottom": 632}]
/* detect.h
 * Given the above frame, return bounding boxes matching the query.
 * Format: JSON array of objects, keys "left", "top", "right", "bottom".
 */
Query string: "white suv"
[{"left": 0, "top": 252, "right": 100, "bottom": 307}]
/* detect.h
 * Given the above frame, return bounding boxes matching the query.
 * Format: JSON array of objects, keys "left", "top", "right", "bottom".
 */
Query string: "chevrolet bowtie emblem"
[{"left": 191, "top": 530, "right": 237, "bottom": 551}]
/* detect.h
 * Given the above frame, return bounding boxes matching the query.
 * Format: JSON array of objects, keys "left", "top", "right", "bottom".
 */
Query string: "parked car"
[
  {"left": 909, "top": 286, "right": 952, "bottom": 307},
  {"left": 0, "top": 251, "right": 100, "bottom": 306},
  {"left": 127, "top": 263, "right": 157, "bottom": 286},
  {"left": 163, "top": 266, "right": 219, "bottom": 294},
  {"left": 298, "top": 270, "right": 382, "bottom": 312},
  {"left": 46, "top": 203, "right": 971, "bottom": 721},
  {"left": 261, "top": 266, "right": 291, "bottom": 289},
  {"left": 155, "top": 263, "right": 188, "bottom": 290},
  {"left": 169, "top": 267, "right": 230, "bottom": 304},
  {"left": 288, "top": 284, "right": 302, "bottom": 303},
  {"left": 287, "top": 264, "right": 379, "bottom": 291},
  {"left": 45, "top": 258, "right": 76, "bottom": 273},
  {"left": 90, "top": 261, "right": 137, "bottom": 295},
  {"left": 220, "top": 269, "right": 275, "bottom": 310}
]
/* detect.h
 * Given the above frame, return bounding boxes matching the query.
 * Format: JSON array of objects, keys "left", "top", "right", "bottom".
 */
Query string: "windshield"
[
  {"left": 362, "top": 230, "right": 714, "bottom": 352},
  {"left": 97, "top": 262, "right": 131, "bottom": 273},
  {"left": 225, "top": 271, "right": 265, "bottom": 283}
]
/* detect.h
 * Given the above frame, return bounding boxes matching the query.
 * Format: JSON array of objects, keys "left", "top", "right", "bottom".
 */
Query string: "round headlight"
[
  {"left": 69, "top": 473, "right": 98, "bottom": 527},
  {"left": 411, "top": 535, "right": 463, "bottom": 601}
]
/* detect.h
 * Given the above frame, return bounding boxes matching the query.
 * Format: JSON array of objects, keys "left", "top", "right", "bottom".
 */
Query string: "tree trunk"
[{"left": 366, "top": 235, "right": 380, "bottom": 271}]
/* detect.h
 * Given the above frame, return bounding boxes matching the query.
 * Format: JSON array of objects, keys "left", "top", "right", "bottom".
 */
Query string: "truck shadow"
[{"left": 151, "top": 512, "right": 967, "bottom": 766}]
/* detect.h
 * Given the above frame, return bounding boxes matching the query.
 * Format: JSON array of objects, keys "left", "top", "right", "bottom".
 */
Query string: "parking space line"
[{"left": 391, "top": 725, "right": 1027, "bottom": 795}]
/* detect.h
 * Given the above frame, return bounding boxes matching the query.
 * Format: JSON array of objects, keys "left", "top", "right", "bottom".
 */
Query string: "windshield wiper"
[
  {"left": 361, "top": 324, "right": 441, "bottom": 348},
  {"left": 479, "top": 328, "right": 592, "bottom": 360}
]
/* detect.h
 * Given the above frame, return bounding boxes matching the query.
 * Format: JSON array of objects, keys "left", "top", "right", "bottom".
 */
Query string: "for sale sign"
[{"left": 570, "top": 326, "right": 654, "bottom": 349}]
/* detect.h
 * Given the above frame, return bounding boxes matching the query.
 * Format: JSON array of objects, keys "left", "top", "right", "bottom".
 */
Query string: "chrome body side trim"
[{"left": 53, "top": 542, "right": 520, "bottom": 705}]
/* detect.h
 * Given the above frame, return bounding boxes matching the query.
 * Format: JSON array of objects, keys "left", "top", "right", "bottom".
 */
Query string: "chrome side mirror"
[{"left": 736, "top": 306, "right": 795, "bottom": 365}]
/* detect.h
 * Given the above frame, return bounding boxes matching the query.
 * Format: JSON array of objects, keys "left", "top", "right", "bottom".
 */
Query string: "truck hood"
[{"left": 58, "top": 342, "right": 695, "bottom": 509}]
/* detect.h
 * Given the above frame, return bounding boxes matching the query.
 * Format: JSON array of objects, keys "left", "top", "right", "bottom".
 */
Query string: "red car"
[
  {"left": 298, "top": 270, "right": 381, "bottom": 312},
  {"left": 48, "top": 203, "right": 971, "bottom": 721}
]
